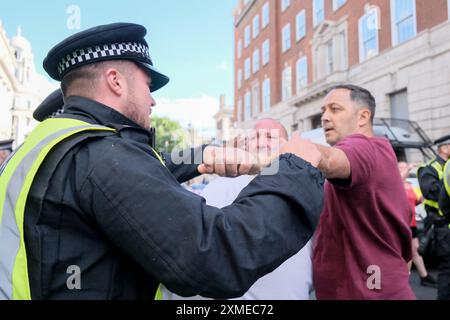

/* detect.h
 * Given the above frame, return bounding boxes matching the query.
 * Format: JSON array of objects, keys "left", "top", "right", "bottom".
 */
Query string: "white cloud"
[
  {"left": 215, "top": 61, "right": 228, "bottom": 72},
  {"left": 152, "top": 95, "right": 219, "bottom": 137}
]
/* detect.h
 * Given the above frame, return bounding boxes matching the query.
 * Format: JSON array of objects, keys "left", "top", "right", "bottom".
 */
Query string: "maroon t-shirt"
[{"left": 313, "top": 134, "right": 415, "bottom": 300}]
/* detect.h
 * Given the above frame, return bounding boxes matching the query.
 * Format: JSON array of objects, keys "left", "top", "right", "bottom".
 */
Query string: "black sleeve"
[
  {"left": 163, "top": 145, "right": 207, "bottom": 183},
  {"left": 439, "top": 186, "right": 450, "bottom": 219},
  {"left": 79, "top": 138, "right": 324, "bottom": 299},
  {"left": 418, "top": 166, "right": 443, "bottom": 202}
]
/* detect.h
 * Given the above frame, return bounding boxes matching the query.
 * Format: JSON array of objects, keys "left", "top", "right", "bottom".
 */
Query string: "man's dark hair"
[{"left": 328, "top": 84, "right": 376, "bottom": 122}]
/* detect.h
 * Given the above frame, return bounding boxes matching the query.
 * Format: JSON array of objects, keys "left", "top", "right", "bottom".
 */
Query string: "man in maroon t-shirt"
[{"left": 312, "top": 84, "right": 415, "bottom": 299}]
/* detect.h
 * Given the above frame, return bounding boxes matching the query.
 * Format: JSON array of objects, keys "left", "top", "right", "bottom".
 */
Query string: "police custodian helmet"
[
  {"left": 32, "top": 89, "right": 65, "bottom": 122},
  {"left": 43, "top": 22, "right": 169, "bottom": 92}
]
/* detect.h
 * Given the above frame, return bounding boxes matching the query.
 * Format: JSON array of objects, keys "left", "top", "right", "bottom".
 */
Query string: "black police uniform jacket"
[
  {"left": 418, "top": 156, "right": 446, "bottom": 214},
  {"left": 24, "top": 96, "right": 324, "bottom": 299},
  {"left": 440, "top": 185, "right": 450, "bottom": 219}
]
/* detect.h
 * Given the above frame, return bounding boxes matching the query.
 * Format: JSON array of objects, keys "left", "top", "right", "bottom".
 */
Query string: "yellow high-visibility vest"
[
  {"left": 444, "top": 161, "right": 450, "bottom": 201},
  {"left": 418, "top": 158, "right": 444, "bottom": 211},
  {"left": 0, "top": 118, "right": 164, "bottom": 300}
]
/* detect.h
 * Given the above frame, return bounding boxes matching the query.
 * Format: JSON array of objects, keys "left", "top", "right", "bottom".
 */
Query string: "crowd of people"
[{"left": 0, "top": 22, "right": 449, "bottom": 300}]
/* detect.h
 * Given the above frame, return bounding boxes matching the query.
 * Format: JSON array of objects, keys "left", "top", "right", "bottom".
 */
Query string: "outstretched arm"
[{"left": 314, "top": 144, "right": 351, "bottom": 179}]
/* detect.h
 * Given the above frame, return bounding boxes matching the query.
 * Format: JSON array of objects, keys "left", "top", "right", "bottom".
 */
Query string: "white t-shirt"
[{"left": 161, "top": 175, "right": 313, "bottom": 300}]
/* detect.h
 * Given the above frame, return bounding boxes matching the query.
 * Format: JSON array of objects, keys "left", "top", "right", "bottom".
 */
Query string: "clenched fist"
[{"left": 197, "top": 146, "right": 261, "bottom": 177}]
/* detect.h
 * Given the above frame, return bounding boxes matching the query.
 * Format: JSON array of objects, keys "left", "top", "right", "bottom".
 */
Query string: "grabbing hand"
[{"left": 279, "top": 131, "right": 321, "bottom": 167}]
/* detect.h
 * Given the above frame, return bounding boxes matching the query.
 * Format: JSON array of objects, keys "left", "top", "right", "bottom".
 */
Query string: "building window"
[
  {"left": 281, "top": 0, "right": 290, "bottom": 12},
  {"left": 262, "top": 39, "right": 270, "bottom": 65},
  {"left": 244, "top": 91, "right": 252, "bottom": 121},
  {"left": 390, "top": 89, "right": 409, "bottom": 129},
  {"left": 313, "top": 0, "right": 325, "bottom": 27},
  {"left": 311, "top": 114, "right": 322, "bottom": 129},
  {"left": 333, "top": 0, "right": 346, "bottom": 11},
  {"left": 237, "top": 39, "right": 242, "bottom": 59},
  {"left": 282, "top": 66, "right": 292, "bottom": 101},
  {"left": 253, "top": 15, "right": 260, "bottom": 39},
  {"left": 391, "top": 0, "right": 417, "bottom": 45},
  {"left": 263, "top": 78, "right": 271, "bottom": 112},
  {"left": 237, "top": 99, "right": 242, "bottom": 122},
  {"left": 253, "top": 49, "right": 260, "bottom": 73},
  {"left": 252, "top": 83, "right": 260, "bottom": 116},
  {"left": 262, "top": 2, "right": 270, "bottom": 28},
  {"left": 326, "top": 40, "right": 334, "bottom": 75},
  {"left": 282, "top": 24, "right": 291, "bottom": 53},
  {"left": 296, "top": 57, "right": 308, "bottom": 92},
  {"left": 359, "top": 9, "right": 379, "bottom": 62},
  {"left": 244, "top": 25, "right": 251, "bottom": 48},
  {"left": 244, "top": 58, "right": 251, "bottom": 80},
  {"left": 237, "top": 69, "right": 242, "bottom": 88},
  {"left": 296, "top": 10, "right": 306, "bottom": 41}
]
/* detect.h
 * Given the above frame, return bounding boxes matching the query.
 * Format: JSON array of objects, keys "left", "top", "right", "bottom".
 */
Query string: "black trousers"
[{"left": 435, "top": 224, "right": 450, "bottom": 300}]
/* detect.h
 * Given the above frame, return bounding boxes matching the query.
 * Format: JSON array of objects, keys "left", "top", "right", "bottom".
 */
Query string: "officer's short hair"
[
  {"left": 61, "top": 60, "right": 133, "bottom": 97},
  {"left": 328, "top": 84, "right": 376, "bottom": 123},
  {"left": 61, "top": 64, "right": 98, "bottom": 97}
]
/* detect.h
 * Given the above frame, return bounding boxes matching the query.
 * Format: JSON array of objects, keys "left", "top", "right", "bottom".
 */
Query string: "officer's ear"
[{"left": 105, "top": 68, "right": 126, "bottom": 96}]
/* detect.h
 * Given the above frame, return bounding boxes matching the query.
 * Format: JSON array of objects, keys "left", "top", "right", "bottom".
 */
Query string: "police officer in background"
[
  {"left": 418, "top": 135, "right": 450, "bottom": 299},
  {"left": 441, "top": 160, "right": 450, "bottom": 217},
  {"left": 0, "top": 23, "right": 324, "bottom": 300},
  {"left": 437, "top": 159, "right": 450, "bottom": 299},
  {"left": 418, "top": 136, "right": 450, "bottom": 219},
  {"left": 32, "top": 89, "right": 65, "bottom": 122}
]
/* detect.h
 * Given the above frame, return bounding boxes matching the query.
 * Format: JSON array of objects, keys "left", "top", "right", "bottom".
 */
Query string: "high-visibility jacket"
[
  {"left": 441, "top": 161, "right": 450, "bottom": 222},
  {"left": 0, "top": 118, "right": 166, "bottom": 300},
  {"left": 444, "top": 161, "right": 450, "bottom": 199},
  {"left": 418, "top": 158, "right": 444, "bottom": 211}
]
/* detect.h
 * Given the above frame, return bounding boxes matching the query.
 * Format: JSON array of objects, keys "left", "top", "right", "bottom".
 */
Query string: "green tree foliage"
[{"left": 151, "top": 116, "right": 186, "bottom": 153}]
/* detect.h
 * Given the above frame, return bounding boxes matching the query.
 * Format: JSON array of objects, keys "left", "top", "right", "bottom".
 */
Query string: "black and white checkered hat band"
[
  {"left": 57, "top": 42, "right": 152, "bottom": 76},
  {"left": 49, "top": 108, "right": 65, "bottom": 119}
]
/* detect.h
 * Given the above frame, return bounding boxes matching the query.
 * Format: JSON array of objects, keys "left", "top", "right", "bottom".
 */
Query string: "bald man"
[{"left": 161, "top": 119, "right": 314, "bottom": 300}]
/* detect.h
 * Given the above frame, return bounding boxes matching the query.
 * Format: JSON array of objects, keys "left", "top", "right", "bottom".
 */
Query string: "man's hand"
[
  {"left": 279, "top": 132, "right": 321, "bottom": 167},
  {"left": 198, "top": 146, "right": 261, "bottom": 177}
]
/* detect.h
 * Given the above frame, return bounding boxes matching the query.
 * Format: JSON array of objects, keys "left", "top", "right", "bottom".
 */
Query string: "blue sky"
[{"left": 1, "top": 0, "right": 238, "bottom": 133}]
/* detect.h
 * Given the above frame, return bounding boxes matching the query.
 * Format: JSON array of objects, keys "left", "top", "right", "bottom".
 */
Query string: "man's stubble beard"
[{"left": 126, "top": 88, "right": 150, "bottom": 130}]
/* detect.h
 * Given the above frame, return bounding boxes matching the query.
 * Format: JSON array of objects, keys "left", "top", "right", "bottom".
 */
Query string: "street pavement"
[{"left": 410, "top": 269, "right": 438, "bottom": 300}]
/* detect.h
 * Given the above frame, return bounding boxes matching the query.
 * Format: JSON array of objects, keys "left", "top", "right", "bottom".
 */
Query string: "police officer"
[
  {"left": 441, "top": 160, "right": 450, "bottom": 217},
  {"left": 32, "top": 89, "right": 65, "bottom": 122},
  {"left": 436, "top": 159, "right": 450, "bottom": 299},
  {"left": 418, "top": 136, "right": 450, "bottom": 220},
  {"left": 0, "top": 23, "right": 324, "bottom": 300},
  {"left": 418, "top": 135, "right": 450, "bottom": 299}
]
